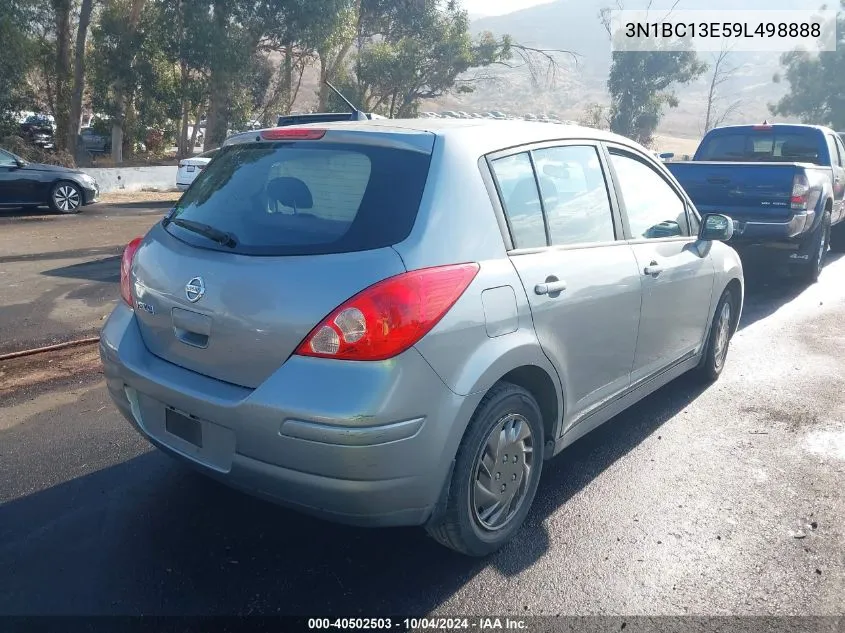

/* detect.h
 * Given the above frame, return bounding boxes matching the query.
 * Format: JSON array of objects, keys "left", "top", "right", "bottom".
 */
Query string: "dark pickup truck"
[{"left": 667, "top": 123, "right": 845, "bottom": 283}]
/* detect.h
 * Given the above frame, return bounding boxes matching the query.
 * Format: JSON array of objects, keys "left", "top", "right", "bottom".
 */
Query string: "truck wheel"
[
  {"left": 796, "top": 211, "right": 830, "bottom": 285},
  {"left": 425, "top": 382, "right": 544, "bottom": 557}
]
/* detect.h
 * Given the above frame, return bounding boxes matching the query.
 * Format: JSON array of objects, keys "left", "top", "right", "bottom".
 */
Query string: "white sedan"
[{"left": 176, "top": 148, "right": 218, "bottom": 191}]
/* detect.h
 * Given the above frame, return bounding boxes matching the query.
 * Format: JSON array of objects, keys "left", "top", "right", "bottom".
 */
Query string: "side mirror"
[
  {"left": 699, "top": 213, "right": 734, "bottom": 242},
  {"left": 659, "top": 152, "right": 675, "bottom": 161}
]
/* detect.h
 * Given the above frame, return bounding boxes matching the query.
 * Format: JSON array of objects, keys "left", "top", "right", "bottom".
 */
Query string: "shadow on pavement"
[
  {"left": 737, "top": 252, "right": 843, "bottom": 331},
  {"left": 40, "top": 255, "right": 121, "bottom": 284},
  {"left": 0, "top": 373, "right": 709, "bottom": 616}
]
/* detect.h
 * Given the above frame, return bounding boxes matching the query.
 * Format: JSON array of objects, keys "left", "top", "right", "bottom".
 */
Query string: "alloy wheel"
[
  {"left": 713, "top": 301, "right": 732, "bottom": 371},
  {"left": 53, "top": 185, "right": 80, "bottom": 212}
]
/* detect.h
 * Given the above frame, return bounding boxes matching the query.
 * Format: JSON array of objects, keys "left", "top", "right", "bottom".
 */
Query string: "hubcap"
[
  {"left": 471, "top": 413, "right": 534, "bottom": 531},
  {"left": 713, "top": 301, "right": 732, "bottom": 370},
  {"left": 54, "top": 185, "right": 80, "bottom": 212}
]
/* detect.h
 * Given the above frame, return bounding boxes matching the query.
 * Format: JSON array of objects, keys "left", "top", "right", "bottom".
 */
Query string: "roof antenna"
[{"left": 325, "top": 81, "right": 368, "bottom": 121}]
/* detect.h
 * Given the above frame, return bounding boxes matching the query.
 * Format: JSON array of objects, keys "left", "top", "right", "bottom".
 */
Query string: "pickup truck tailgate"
[{"left": 667, "top": 162, "right": 799, "bottom": 221}]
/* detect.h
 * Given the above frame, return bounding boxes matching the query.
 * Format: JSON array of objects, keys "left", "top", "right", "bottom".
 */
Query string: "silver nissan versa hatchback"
[{"left": 100, "top": 119, "right": 744, "bottom": 556}]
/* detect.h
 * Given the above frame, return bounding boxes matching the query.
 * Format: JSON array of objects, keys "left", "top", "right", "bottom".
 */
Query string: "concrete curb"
[{"left": 80, "top": 166, "right": 177, "bottom": 194}]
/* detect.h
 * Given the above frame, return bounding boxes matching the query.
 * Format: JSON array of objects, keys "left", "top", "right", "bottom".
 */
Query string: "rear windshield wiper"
[{"left": 169, "top": 218, "right": 238, "bottom": 248}]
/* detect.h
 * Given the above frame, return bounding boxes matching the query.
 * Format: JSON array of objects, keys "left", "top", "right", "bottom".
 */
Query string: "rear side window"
[
  {"left": 491, "top": 153, "right": 547, "bottom": 249},
  {"left": 166, "top": 141, "right": 432, "bottom": 256},
  {"left": 826, "top": 134, "right": 842, "bottom": 167},
  {"left": 531, "top": 145, "right": 616, "bottom": 245},
  {"left": 697, "top": 130, "right": 824, "bottom": 164}
]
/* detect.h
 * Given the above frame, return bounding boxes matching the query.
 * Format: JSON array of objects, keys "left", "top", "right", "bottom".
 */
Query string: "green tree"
[
  {"left": 607, "top": 49, "right": 706, "bottom": 146},
  {"left": 0, "top": 0, "right": 38, "bottom": 135},
  {"left": 770, "top": 6, "right": 845, "bottom": 128},
  {"left": 354, "top": 3, "right": 510, "bottom": 117}
]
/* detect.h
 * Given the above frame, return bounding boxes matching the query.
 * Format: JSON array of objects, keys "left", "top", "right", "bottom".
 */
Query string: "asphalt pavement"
[
  {"left": 0, "top": 206, "right": 843, "bottom": 617},
  {"left": 0, "top": 201, "right": 168, "bottom": 354}
]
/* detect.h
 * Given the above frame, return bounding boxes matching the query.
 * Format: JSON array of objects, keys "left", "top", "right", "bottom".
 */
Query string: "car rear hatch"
[{"left": 130, "top": 126, "right": 435, "bottom": 389}]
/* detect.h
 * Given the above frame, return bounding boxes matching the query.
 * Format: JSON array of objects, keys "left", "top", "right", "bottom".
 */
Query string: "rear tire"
[
  {"left": 425, "top": 382, "right": 544, "bottom": 557},
  {"left": 696, "top": 288, "right": 736, "bottom": 383},
  {"left": 49, "top": 181, "right": 83, "bottom": 214},
  {"left": 794, "top": 211, "right": 830, "bottom": 284}
]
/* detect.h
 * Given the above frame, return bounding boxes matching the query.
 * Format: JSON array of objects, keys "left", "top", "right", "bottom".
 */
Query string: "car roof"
[{"left": 225, "top": 118, "right": 644, "bottom": 157}]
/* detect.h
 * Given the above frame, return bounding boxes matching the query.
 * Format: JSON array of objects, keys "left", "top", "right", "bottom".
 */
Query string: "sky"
[{"left": 461, "top": 0, "right": 555, "bottom": 17}]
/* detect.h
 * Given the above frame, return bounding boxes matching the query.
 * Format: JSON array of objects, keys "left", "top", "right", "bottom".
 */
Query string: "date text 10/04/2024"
[{"left": 307, "top": 618, "right": 529, "bottom": 631}]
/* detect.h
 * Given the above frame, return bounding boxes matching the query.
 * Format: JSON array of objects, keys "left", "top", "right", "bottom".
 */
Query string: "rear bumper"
[
  {"left": 99, "top": 304, "right": 481, "bottom": 527},
  {"left": 728, "top": 209, "right": 815, "bottom": 247},
  {"left": 176, "top": 183, "right": 190, "bottom": 191}
]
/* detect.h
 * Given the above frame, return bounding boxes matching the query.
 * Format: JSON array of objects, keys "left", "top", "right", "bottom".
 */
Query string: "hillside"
[
  {"left": 446, "top": 0, "right": 823, "bottom": 138},
  {"left": 283, "top": 0, "right": 820, "bottom": 140}
]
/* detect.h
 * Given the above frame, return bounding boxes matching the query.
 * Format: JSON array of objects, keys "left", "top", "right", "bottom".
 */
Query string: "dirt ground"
[{"left": 98, "top": 190, "right": 181, "bottom": 204}]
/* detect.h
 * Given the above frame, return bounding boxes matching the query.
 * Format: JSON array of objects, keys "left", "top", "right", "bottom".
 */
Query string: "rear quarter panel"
[{"left": 399, "top": 133, "right": 563, "bottom": 433}]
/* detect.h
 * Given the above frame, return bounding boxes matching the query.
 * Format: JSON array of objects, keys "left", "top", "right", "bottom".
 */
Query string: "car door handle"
[
  {"left": 535, "top": 280, "right": 567, "bottom": 295},
  {"left": 643, "top": 261, "right": 664, "bottom": 276}
]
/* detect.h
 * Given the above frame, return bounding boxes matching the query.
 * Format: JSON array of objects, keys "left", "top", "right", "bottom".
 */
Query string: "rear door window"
[
  {"left": 490, "top": 152, "right": 548, "bottom": 249},
  {"left": 166, "top": 141, "right": 432, "bottom": 256},
  {"left": 531, "top": 145, "right": 616, "bottom": 246}
]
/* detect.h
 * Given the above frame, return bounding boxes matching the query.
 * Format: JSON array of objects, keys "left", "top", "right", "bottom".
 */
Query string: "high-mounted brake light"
[
  {"left": 120, "top": 237, "right": 143, "bottom": 307},
  {"left": 791, "top": 173, "right": 810, "bottom": 210},
  {"left": 260, "top": 128, "right": 326, "bottom": 141},
  {"left": 295, "top": 263, "right": 480, "bottom": 361}
]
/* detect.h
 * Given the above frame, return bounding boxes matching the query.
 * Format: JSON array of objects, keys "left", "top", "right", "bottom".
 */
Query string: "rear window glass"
[
  {"left": 697, "top": 130, "right": 824, "bottom": 164},
  {"left": 166, "top": 141, "right": 432, "bottom": 256}
]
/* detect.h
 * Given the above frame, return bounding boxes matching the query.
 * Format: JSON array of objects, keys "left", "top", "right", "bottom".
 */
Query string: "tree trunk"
[
  {"left": 67, "top": 0, "right": 95, "bottom": 158},
  {"left": 179, "top": 72, "right": 190, "bottom": 157},
  {"left": 111, "top": 0, "right": 147, "bottom": 163},
  {"left": 52, "top": 0, "right": 73, "bottom": 153},
  {"left": 318, "top": 57, "right": 330, "bottom": 111},
  {"left": 189, "top": 106, "right": 203, "bottom": 149},
  {"left": 282, "top": 44, "right": 293, "bottom": 115},
  {"left": 176, "top": 0, "right": 190, "bottom": 158},
  {"left": 204, "top": 67, "right": 231, "bottom": 150},
  {"left": 204, "top": 0, "right": 232, "bottom": 150}
]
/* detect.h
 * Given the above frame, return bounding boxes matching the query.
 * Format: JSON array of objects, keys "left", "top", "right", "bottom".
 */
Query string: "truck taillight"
[
  {"left": 120, "top": 237, "right": 143, "bottom": 307},
  {"left": 791, "top": 174, "right": 810, "bottom": 210},
  {"left": 294, "top": 263, "right": 480, "bottom": 361}
]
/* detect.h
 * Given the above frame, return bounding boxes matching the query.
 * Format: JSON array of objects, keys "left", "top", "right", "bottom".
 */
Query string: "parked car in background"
[
  {"left": 102, "top": 119, "right": 742, "bottom": 557},
  {"left": 80, "top": 126, "right": 111, "bottom": 154},
  {"left": 19, "top": 114, "right": 55, "bottom": 149},
  {"left": 176, "top": 148, "right": 218, "bottom": 191},
  {"left": 667, "top": 123, "right": 845, "bottom": 284},
  {"left": 0, "top": 148, "right": 99, "bottom": 213}
]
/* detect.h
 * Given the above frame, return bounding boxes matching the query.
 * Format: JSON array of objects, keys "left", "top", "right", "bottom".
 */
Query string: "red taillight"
[
  {"left": 791, "top": 173, "right": 810, "bottom": 209},
  {"left": 120, "top": 237, "right": 143, "bottom": 307},
  {"left": 260, "top": 128, "right": 326, "bottom": 141},
  {"left": 752, "top": 125, "right": 773, "bottom": 130},
  {"left": 295, "top": 263, "right": 480, "bottom": 361}
]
